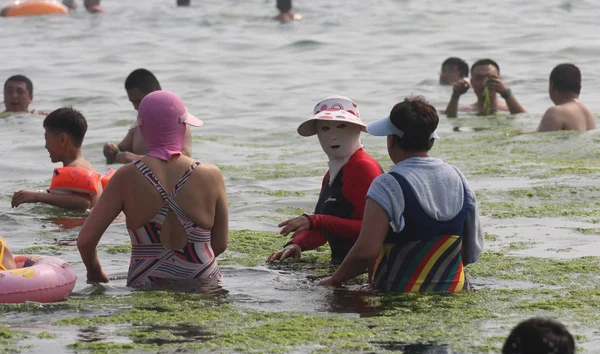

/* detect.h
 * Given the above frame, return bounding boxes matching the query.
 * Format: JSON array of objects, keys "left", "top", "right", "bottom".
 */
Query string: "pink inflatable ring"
[{"left": 0, "top": 255, "right": 77, "bottom": 304}]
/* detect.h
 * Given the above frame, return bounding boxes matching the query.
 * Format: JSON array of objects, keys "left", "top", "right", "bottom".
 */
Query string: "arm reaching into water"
[
  {"left": 12, "top": 190, "right": 92, "bottom": 210},
  {"left": 208, "top": 166, "right": 228, "bottom": 257},
  {"left": 77, "top": 169, "right": 126, "bottom": 283},
  {"left": 318, "top": 199, "right": 390, "bottom": 286}
]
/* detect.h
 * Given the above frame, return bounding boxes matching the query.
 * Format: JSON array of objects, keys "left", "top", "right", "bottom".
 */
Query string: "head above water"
[
  {"left": 43, "top": 107, "right": 88, "bottom": 163},
  {"left": 502, "top": 317, "right": 575, "bottom": 354},
  {"left": 470, "top": 59, "right": 500, "bottom": 97},
  {"left": 132, "top": 90, "right": 202, "bottom": 161},
  {"left": 368, "top": 96, "right": 439, "bottom": 160},
  {"left": 176, "top": 0, "right": 190, "bottom": 6},
  {"left": 549, "top": 63, "right": 581, "bottom": 99},
  {"left": 3, "top": 75, "right": 33, "bottom": 112},
  {"left": 440, "top": 57, "right": 469, "bottom": 85},
  {"left": 124, "top": 69, "right": 162, "bottom": 110}
]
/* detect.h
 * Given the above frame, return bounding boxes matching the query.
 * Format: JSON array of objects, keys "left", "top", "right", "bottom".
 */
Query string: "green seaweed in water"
[{"left": 483, "top": 82, "right": 492, "bottom": 115}]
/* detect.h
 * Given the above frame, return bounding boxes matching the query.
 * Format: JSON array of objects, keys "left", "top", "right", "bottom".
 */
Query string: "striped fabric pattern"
[
  {"left": 127, "top": 160, "right": 221, "bottom": 288},
  {"left": 371, "top": 235, "right": 465, "bottom": 293}
]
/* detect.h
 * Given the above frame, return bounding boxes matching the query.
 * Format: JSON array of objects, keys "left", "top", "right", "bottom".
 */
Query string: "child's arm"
[{"left": 12, "top": 190, "right": 91, "bottom": 210}]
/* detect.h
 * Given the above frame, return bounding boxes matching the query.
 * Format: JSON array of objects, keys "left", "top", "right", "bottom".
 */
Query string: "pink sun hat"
[
  {"left": 130, "top": 90, "right": 203, "bottom": 161},
  {"left": 297, "top": 96, "right": 367, "bottom": 137}
]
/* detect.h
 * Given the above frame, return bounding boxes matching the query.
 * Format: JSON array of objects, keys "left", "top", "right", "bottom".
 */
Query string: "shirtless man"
[
  {"left": 446, "top": 59, "right": 527, "bottom": 118},
  {"left": 537, "top": 64, "right": 596, "bottom": 132},
  {"left": 103, "top": 69, "right": 192, "bottom": 164}
]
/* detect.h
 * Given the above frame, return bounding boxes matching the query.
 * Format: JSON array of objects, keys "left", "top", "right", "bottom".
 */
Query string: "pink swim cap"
[{"left": 130, "top": 91, "right": 203, "bottom": 161}]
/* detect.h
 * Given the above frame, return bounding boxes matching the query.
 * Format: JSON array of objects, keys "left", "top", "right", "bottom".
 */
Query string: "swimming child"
[
  {"left": 11, "top": 107, "right": 104, "bottom": 210},
  {"left": 503, "top": 317, "right": 575, "bottom": 354},
  {"left": 103, "top": 69, "right": 193, "bottom": 164},
  {"left": 266, "top": 96, "right": 382, "bottom": 265}
]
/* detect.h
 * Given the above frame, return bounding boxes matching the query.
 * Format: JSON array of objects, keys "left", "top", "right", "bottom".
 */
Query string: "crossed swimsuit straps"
[{"left": 126, "top": 160, "right": 221, "bottom": 287}]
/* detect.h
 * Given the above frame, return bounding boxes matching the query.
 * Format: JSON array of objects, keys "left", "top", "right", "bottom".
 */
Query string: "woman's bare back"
[{"left": 121, "top": 156, "right": 227, "bottom": 251}]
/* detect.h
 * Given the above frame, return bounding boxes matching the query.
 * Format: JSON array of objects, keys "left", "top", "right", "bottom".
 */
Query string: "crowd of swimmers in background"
[
  {"left": 3, "top": 0, "right": 300, "bottom": 21},
  {"left": 439, "top": 57, "right": 596, "bottom": 131},
  {"left": 5, "top": 58, "right": 595, "bottom": 132}
]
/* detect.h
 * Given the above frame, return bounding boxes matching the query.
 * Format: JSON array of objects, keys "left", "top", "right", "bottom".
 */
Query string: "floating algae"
[{"left": 483, "top": 79, "right": 492, "bottom": 115}]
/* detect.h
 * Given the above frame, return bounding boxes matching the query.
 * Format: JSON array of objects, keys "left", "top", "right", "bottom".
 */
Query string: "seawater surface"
[{"left": 2, "top": 0, "right": 600, "bottom": 352}]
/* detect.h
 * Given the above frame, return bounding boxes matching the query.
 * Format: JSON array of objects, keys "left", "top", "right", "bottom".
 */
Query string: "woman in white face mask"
[{"left": 267, "top": 96, "right": 382, "bottom": 264}]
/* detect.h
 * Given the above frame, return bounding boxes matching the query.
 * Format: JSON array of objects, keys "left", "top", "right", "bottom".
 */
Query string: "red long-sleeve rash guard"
[{"left": 291, "top": 149, "right": 382, "bottom": 251}]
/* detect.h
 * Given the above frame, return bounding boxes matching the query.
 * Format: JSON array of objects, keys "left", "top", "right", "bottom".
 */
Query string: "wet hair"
[
  {"left": 277, "top": 0, "right": 292, "bottom": 12},
  {"left": 389, "top": 96, "right": 439, "bottom": 152},
  {"left": 550, "top": 63, "right": 581, "bottom": 95},
  {"left": 4, "top": 75, "right": 33, "bottom": 97},
  {"left": 124, "top": 69, "right": 161, "bottom": 94},
  {"left": 43, "top": 107, "right": 88, "bottom": 148},
  {"left": 442, "top": 57, "right": 469, "bottom": 78},
  {"left": 471, "top": 59, "right": 500, "bottom": 75},
  {"left": 176, "top": 0, "right": 190, "bottom": 5},
  {"left": 502, "top": 317, "right": 575, "bottom": 354}
]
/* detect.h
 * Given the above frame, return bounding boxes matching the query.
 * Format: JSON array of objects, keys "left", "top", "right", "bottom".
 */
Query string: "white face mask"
[{"left": 316, "top": 120, "right": 362, "bottom": 183}]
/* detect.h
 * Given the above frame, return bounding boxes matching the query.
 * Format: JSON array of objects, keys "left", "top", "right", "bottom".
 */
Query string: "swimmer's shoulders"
[
  {"left": 543, "top": 105, "right": 563, "bottom": 118},
  {"left": 574, "top": 100, "right": 594, "bottom": 116},
  {"left": 193, "top": 163, "right": 224, "bottom": 181},
  {"left": 548, "top": 104, "right": 583, "bottom": 121},
  {"left": 108, "top": 164, "right": 137, "bottom": 184}
]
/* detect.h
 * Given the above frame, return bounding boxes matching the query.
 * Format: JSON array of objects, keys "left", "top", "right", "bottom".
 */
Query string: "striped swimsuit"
[
  {"left": 370, "top": 172, "right": 469, "bottom": 293},
  {"left": 127, "top": 160, "right": 221, "bottom": 288}
]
